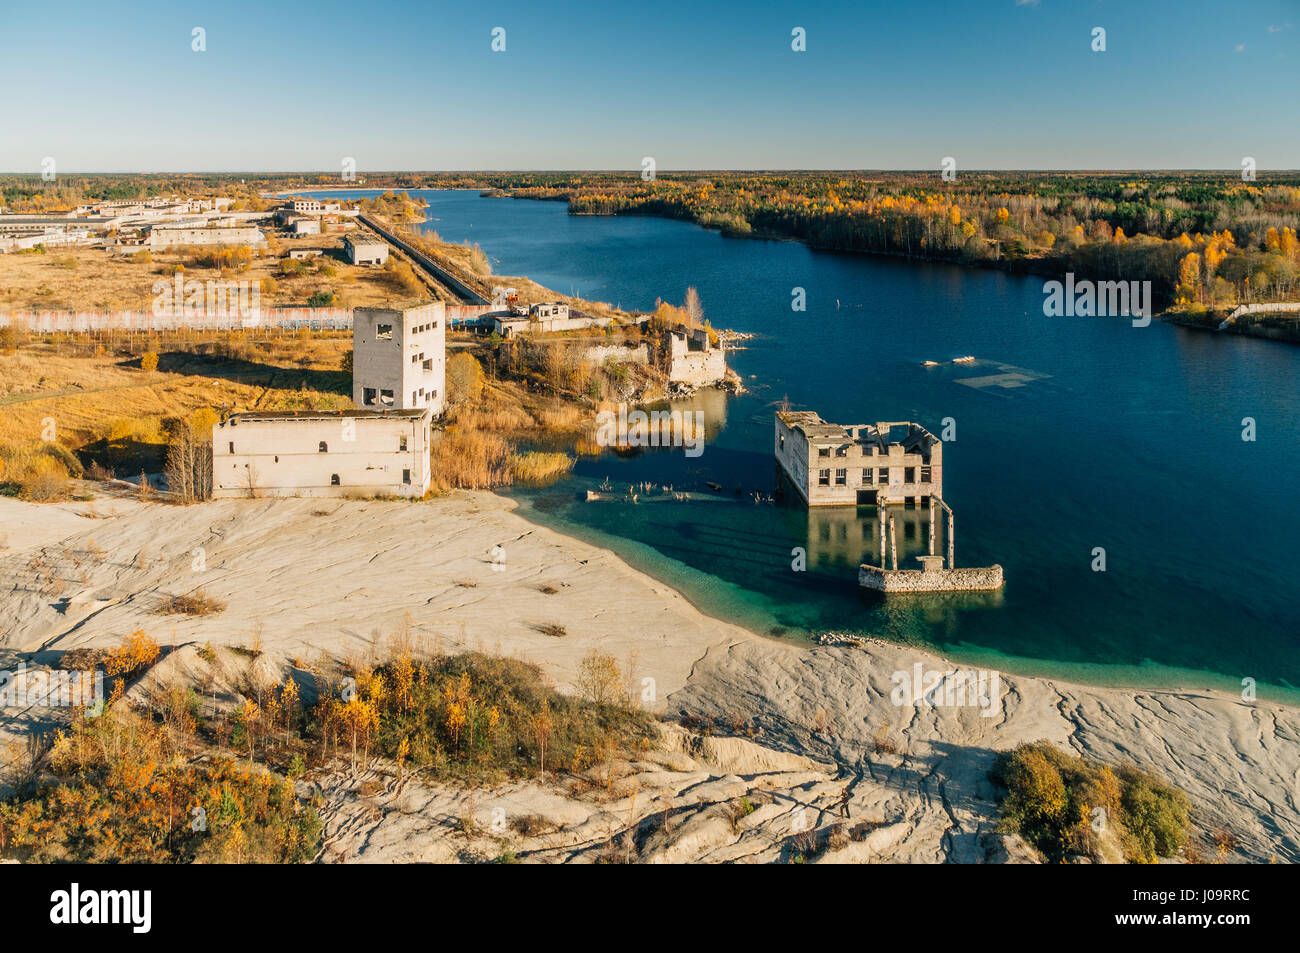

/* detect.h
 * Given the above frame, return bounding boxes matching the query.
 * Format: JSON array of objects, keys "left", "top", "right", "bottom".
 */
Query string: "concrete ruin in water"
[{"left": 774, "top": 411, "right": 1003, "bottom": 593}]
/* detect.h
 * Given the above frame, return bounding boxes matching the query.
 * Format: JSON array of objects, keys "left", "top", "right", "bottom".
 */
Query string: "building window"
[
  {"left": 905, "top": 467, "right": 916, "bottom": 483},
  {"left": 319, "top": 441, "right": 328, "bottom": 452},
  {"left": 402, "top": 468, "right": 411, "bottom": 485},
  {"left": 835, "top": 468, "right": 847, "bottom": 486},
  {"left": 363, "top": 387, "right": 377, "bottom": 406},
  {"left": 779, "top": 434, "right": 785, "bottom": 449},
  {"left": 818, "top": 447, "right": 830, "bottom": 458},
  {"left": 921, "top": 466, "right": 932, "bottom": 483},
  {"left": 228, "top": 442, "right": 234, "bottom": 453},
  {"left": 877, "top": 468, "right": 889, "bottom": 485},
  {"left": 836, "top": 446, "right": 848, "bottom": 457},
  {"left": 376, "top": 323, "right": 392, "bottom": 340},
  {"left": 861, "top": 468, "right": 870, "bottom": 484},
  {"left": 379, "top": 389, "right": 394, "bottom": 406},
  {"left": 330, "top": 474, "right": 340, "bottom": 486},
  {"left": 423, "top": 359, "right": 433, "bottom": 371},
  {"left": 412, "top": 390, "right": 418, "bottom": 404},
  {"left": 399, "top": 435, "right": 408, "bottom": 451},
  {"left": 818, "top": 468, "right": 831, "bottom": 486}
]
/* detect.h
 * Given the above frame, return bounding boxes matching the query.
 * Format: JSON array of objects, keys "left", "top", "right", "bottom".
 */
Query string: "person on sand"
[{"left": 839, "top": 787, "right": 851, "bottom": 819}]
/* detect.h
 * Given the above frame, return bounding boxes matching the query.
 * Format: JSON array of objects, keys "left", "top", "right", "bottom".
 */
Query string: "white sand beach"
[{"left": 1, "top": 490, "right": 1295, "bottom": 863}]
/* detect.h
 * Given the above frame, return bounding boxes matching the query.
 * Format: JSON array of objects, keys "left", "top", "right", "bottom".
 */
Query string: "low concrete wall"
[
  {"left": 859, "top": 564, "right": 1004, "bottom": 592},
  {"left": 583, "top": 343, "right": 651, "bottom": 365}
]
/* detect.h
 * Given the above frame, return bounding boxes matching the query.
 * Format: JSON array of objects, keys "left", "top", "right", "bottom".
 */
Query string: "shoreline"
[{"left": 502, "top": 490, "right": 1300, "bottom": 707}]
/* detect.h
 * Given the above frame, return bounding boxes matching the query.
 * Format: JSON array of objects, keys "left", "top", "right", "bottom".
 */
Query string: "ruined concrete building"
[
  {"left": 353, "top": 302, "right": 445, "bottom": 415},
  {"left": 665, "top": 324, "right": 726, "bottom": 387},
  {"left": 774, "top": 411, "right": 941, "bottom": 506},
  {"left": 212, "top": 409, "right": 431, "bottom": 499}
]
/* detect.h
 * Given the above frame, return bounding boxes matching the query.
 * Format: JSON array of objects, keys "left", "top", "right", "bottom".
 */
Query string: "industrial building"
[
  {"left": 352, "top": 302, "right": 446, "bottom": 415},
  {"left": 211, "top": 408, "right": 431, "bottom": 499},
  {"left": 344, "top": 234, "right": 388, "bottom": 265},
  {"left": 145, "top": 225, "right": 266, "bottom": 248},
  {"left": 775, "top": 411, "right": 942, "bottom": 507}
]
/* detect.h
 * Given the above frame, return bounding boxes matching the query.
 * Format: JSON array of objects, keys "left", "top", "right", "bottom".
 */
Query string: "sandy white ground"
[{"left": 0, "top": 491, "right": 1295, "bottom": 863}]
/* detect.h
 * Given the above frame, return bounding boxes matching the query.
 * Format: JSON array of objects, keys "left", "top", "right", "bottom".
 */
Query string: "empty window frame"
[
  {"left": 363, "top": 387, "right": 377, "bottom": 406},
  {"left": 330, "top": 473, "right": 340, "bottom": 485},
  {"left": 877, "top": 468, "right": 889, "bottom": 485},
  {"left": 399, "top": 435, "right": 408, "bottom": 451},
  {"left": 818, "top": 468, "right": 831, "bottom": 486},
  {"left": 818, "top": 447, "right": 831, "bottom": 458},
  {"left": 375, "top": 323, "right": 393, "bottom": 340},
  {"left": 905, "top": 466, "right": 916, "bottom": 483},
  {"left": 921, "top": 466, "right": 932, "bottom": 483},
  {"left": 402, "top": 468, "right": 411, "bottom": 485},
  {"left": 835, "top": 468, "right": 847, "bottom": 486}
]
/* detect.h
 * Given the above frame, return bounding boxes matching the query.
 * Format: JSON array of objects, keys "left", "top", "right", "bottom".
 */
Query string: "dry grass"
[
  {"left": 0, "top": 334, "right": 354, "bottom": 478},
  {"left": 510, "top": 451, "right": 575, "bottom": 485},
  {"left": 0, "top": 238, "right": 441, "bottom": 312},
  {"left": 159, "top": 590, "right": 227, "bottom": 616}
]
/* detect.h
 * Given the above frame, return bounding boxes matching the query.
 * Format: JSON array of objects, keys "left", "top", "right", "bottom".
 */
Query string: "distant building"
[
  {"left": 287, "top": 247, "right": 323, "bottom": 260},
  {"left": 291, "top": 198, "right": 322, "bottom": 215},
  {"left": 352, "top": 302, "right": 445, "bottom": 415},
  {"left": 775, "top": 411, "right": 942, "bottom": 507},
  {"left": 289, "top": 217, "right": 320, "bottom": 236},
  {"left": 344, "top": 234, "right": 388, "bottom": 265},
  {"left": 486, "top": 301, "right": 611, "bottom": 337},
  {"left": 211, "top": 409, "right": 431, "bottom": 499}
]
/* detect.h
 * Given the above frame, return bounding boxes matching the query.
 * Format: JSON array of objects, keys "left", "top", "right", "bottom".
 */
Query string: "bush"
[
  {"left": 19, "top": 456, "right": 69, "bottom": 501},
  {"left": 140, "top": 350, "right": 159, "bottom": 372},
  {"left": 306, "top": 290, "right": 334, "bottom": 307},
  {"left": 446, "top": 352, "right": 485, "bottom": 406},
  {"left": 992, "top": 742, "right": 1192, "bottom": 863}
]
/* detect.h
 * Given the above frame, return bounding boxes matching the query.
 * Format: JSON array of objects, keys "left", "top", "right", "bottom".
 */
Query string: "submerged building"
[
  {"left": 774, "top": 411, "right": 941, "bottom": 507},
  {"left": 352, "top": 302, "right": 445, "bottom": 415},
  {"left": 212, "top": 409, "right": 431, "bottom": 499}
]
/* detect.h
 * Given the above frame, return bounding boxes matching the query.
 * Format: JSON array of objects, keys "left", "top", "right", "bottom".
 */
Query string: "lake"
[{"left": 313, "top": 188, "right": 1300, "bottom": 700}]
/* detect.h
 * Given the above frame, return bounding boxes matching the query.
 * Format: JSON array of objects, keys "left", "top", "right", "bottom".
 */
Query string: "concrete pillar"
[
  {"left": 928, "top": 497, "right": 936, "bottom": 556},
  {"left": 888, "top": 514, "right": 898, "bottom": 571},
  {"left": 879, "top": 506, "right": 887, "bottom": 569},
  {"left": 947, "top": 510, "right": 955, "bottom": 569}
]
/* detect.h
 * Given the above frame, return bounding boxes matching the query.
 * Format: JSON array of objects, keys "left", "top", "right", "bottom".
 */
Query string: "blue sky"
[{"left": 4, "top": 0, "right": 1297, "bottom": 171}]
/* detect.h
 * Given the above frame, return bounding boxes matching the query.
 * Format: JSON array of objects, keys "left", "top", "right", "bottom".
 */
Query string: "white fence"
[{"left": 0, "top": 308, "right": 354, "bottom": 333}]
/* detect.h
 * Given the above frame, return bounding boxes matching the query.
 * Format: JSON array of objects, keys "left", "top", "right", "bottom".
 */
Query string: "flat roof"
[{"left": 223, "top": 408, "right": 429, "bottom": 422}]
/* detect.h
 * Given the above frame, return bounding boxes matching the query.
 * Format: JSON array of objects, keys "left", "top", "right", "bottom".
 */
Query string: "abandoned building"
[
  {"left": 486, "top": 302, "right": 611, "bottom": 337},
  {"left": 774, "top": 411, "right": 942, "bottom": 507},
  {"left": 211, "top": 409, "right": 431, "bottom": 499},
  {"left": 344, "top": 234, "right": 389, "bottom": 265},
  {"left": 144, "top": 225, "right": 266, "bottom": 248},
  {"left": 352, "top": 302, "right": 445, "bottom": 415},
  {"left": 665, "top": 324, "right": 727, "bottom": 387}
]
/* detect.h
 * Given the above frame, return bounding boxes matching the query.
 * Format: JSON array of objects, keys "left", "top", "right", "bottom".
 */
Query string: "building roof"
[
  {"left": 222, "top": 408, "right": 429, "bottom": 423},
  {"left": 344, "top": 234, "right": 386, "bottom": 247},
  {"left": 777, "top": 411, "right": 937, "bottom": 449}
]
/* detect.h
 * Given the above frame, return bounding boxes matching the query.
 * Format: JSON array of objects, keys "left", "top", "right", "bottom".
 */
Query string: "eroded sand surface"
[{"left": 1, "top": 492, "right": 1295, "bottom": 863}]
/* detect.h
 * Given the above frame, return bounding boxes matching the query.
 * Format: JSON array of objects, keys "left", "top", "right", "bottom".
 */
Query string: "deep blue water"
[{"left": 313, "top": 189, "right": 1300, "bottom": 700}]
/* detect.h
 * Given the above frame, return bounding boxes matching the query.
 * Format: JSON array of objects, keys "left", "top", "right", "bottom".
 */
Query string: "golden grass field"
[{"left": 0, "top": 233, "right": 443, "bottom": 312}]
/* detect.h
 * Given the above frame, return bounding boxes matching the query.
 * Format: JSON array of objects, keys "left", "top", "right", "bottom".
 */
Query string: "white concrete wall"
[
  {"left": 212, "top": 413, "right": 430, "bottom": 498},
  {"left": 352, "top": 303, "right": 445, "bottom": 416}
]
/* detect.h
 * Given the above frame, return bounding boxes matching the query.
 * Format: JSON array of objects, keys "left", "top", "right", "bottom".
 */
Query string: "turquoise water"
[{"left": 314, "top": 189, "right": 1300, "bottom": 701}]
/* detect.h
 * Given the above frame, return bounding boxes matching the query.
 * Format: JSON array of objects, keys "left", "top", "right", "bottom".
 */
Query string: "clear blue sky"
[{"left": 5, "top": 0, "right": 1297, "bottom": 172}]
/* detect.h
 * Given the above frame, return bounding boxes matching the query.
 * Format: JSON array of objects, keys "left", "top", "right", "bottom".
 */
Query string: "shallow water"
[{"left": 314, "top": 188, "right": 1300, "bottom": 701}]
